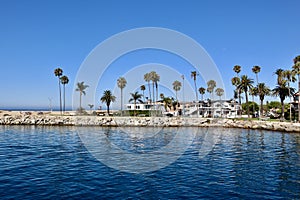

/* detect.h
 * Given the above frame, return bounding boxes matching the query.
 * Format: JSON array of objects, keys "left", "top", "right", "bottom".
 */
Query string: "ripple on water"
[{"left": 0, "top": 126, "right": 299, "bottom": 199}]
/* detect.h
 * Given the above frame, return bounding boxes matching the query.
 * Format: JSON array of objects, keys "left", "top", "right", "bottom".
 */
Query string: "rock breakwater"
[{"left": 1, "top": 111, "right": 300, "bottom": 133}]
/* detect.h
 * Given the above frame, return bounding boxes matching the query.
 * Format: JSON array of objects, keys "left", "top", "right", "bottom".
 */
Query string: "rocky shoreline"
[{"left": 1, "top": 111, "right": 300, "bottom": 133}]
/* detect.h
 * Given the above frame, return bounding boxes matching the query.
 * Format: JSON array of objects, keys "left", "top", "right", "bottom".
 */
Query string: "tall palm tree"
[
  {"left": 284, "top": 70, "right": 296, "bottom": 121},
  {"left": 292, "top": 56, "right": 300, "bottom": 121},
  {"left": 172, "top": 80, "right": 182, "bottom": 100},
  {"left": 215, "top": 87, "right": 224, "bottom": 117},
  {"left": 151, "top": 71, "right": 160, "bottom": 103},
  {"left": 75, "top": 81, "right": 89, "bottom": 112},
  {"left": 252, "top": 65, "right": 261, "bottom": 115},
  {"left": 207, "top": 80, "right": 216, "bottom": 100},
  {"left": 60, "top": 75, "right": 69, "bottom": 113},
  {"left": 100, "top": 90, "right": 116, "bottom": 115},
  {"left": 256, "top": 83, "right": 271, "bottom": 117},
  {"left": 233, "top": 65, "right": 242, "bottom": 104},
  {"left": 272, "top": 82, "right": 295, "bottom": 121},
  {"left": 144, "top": 73, "right": 152, "bottom": 103},
  {"left": 54, "top": 68, "right": 63, "bottom": 114},
  {"left": 292, "top": 56, "right": 300, "bottom": 90},
  {"left": 231, "top": 76, "right": 241, "bottom": 104},
  {"left": 215, "top": 88, "right": 224, "bottom": 100},
  {"left": 237, "top": 75, "right": 254, "bottom": 119},
  {"left": 117, "top": 77, "right": 127, "bottom": 116},
  {"left": 191, "top": 71, "right": 199, "bottom": 101},
  {"left": 198, "top": 87, "right": 206, "bottom": 100},
  {"left": 129, "top": 91, "right": 143, "bottom": 116},
  {"left": 252, "top": 65, "right": 261, "bottom": 85},
  {"left": 140, "top": 85, "right": 146, "bottom": 102}
]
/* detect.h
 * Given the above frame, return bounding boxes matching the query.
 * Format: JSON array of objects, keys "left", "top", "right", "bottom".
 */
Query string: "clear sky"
[{"left": 0, "top": 0, "right": 299, "bottom": 110}]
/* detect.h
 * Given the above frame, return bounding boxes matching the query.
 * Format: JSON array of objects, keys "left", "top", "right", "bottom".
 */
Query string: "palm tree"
[
  {"left": 129, "top": 91, "right": 143, "bottom": 116},
  {"left": 144, "top": 73, "right": 152, "bottom": 103},
  {"left": 215, "top": 88, "right": 224, "bottom": 100},
  {"left": 256, "top": 83, "right": 271, "bottom": 117},
  {"left": 54, "top": 68, "right": 63, "bottom": 114},
  {"left": 292, "top": 56, "right": 300, "bottom": 121},
  {"left": 60, "top": 75, "right": 69, "bottom": 113},
  {"left": 191, "top": 71, "right": 199, "bottom": 101},
  {"left": 252, "top": 65, "right": 261, "bottom": 115},
  {"left": 237, "top": 75, "right": 254, "bottom": 119},
  {"left": 233, "top": 66, "right": 242, "bottom": 104},
  {"left": 172, "top": 80, "right": 182, "bottom": 100},
  {"left": 140, "top": 85, "right": 146, "bottom": 102},
  {"left": 215, "top": 88, "right": 224, "bottom": 117},
  {"left": 284, "top": 70, "right": 296, "bottom": 121},
  {"left": 198, "top": 87, "right": 206, "bottom": 100},
  {"left": 100, "top": 90, "right": 116, "bottom": 115},
  {"left": 252, "top": 65, "right": 261, "bottom": 85},
  {"left": 272, "top": 82, "right": 295, "bottom": 121},
  {"left": 117, "top": 77, "right": 127, "bottom": 116},
  {"left": 292, "top": 56, "right": 300, "bottom": 90},
  {"left": 249, "top": 87, "right": 257, "bottom": 116},
  {"left": 207, "top": 80, "right": 216, "bottom": 100},
  {"left": 151, "top": 71, "right": 160, "bottom": 103},
  {"left": 75, "top": 81, "right": 89, "bottom": 112},
  {"left": 231, "top": 76, "right": 241, "bottom": 104}
]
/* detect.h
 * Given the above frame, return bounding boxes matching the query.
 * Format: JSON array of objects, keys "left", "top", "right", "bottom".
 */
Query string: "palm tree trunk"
[
  {"left": 63, "top": 84, "right": 66, "bottom": 114},
  {"left": 281, "top": 99, "right": 285, "bottom": 121},
  {"left": 147, "top": 82, "right": 151, "bottom": 103},
  {"left": 245, "top": 91, "right": 250, "bottom": 119},
  {"left": 194, "top": 80, "right": 198, "bottom": 101},
  {"left": 288, "top": 82, "right": 292, "bottom": 122},
  {"left": 143, "top": 91, "right": 145, "bottom": 102},
  {"left": 152, "top": 82, "right": 155, "bottom": 104},
  {"left": 256, "top": 74, "right": 259, "bottom": 85},
  {"left": 193, "top": 80, "right": 199, "bottom": 117},
  {"left": 252, "top": 94, "right": 254, "bottom": 116},
  {"left": 58, "top": 78, "right": 62, "bottom": 115},
  {"left": 107, "top": 105, "right": 110, "bottom": 115},
  {"left": 260, "top": 98, "right": 263, "bottom": 118},
  {"left": 79, "top": 92, "right": 82, "bottom": 111},
  {"left": 134, "top": 100, "right": 136, "bottom": 116},
  {"left": 121, "top": 88, "right": 123, "bottom": 116},
  {"left": 156, "top": 84, "right": 158, "bottom": 104}
]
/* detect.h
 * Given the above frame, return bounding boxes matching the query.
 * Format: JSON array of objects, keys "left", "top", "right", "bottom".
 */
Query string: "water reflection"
[{"left": 77, "top": 126, "right": 198, "bottom": 173}]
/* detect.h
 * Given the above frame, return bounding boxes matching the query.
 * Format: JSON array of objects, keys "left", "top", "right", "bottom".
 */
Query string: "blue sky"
[{"left": 0, "top": 0, "right": 299, "bottom": 110}]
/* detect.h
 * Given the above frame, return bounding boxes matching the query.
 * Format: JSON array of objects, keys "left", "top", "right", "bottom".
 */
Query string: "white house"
[
  {"left": 125, "top": 99, "right": 242, "bottom": 118},
  {"left": 184, "top": 100, "right": 241, "bottom": 118}
]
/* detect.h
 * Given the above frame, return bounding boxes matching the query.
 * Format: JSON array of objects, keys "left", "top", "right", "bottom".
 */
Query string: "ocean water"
[{"left": 0, "top": 126, "right": 299, "bottom": 199}]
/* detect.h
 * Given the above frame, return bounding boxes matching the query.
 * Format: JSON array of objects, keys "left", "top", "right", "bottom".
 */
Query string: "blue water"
[{"left": 0, "top": 126, "right": 299, "bottom": 199}]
